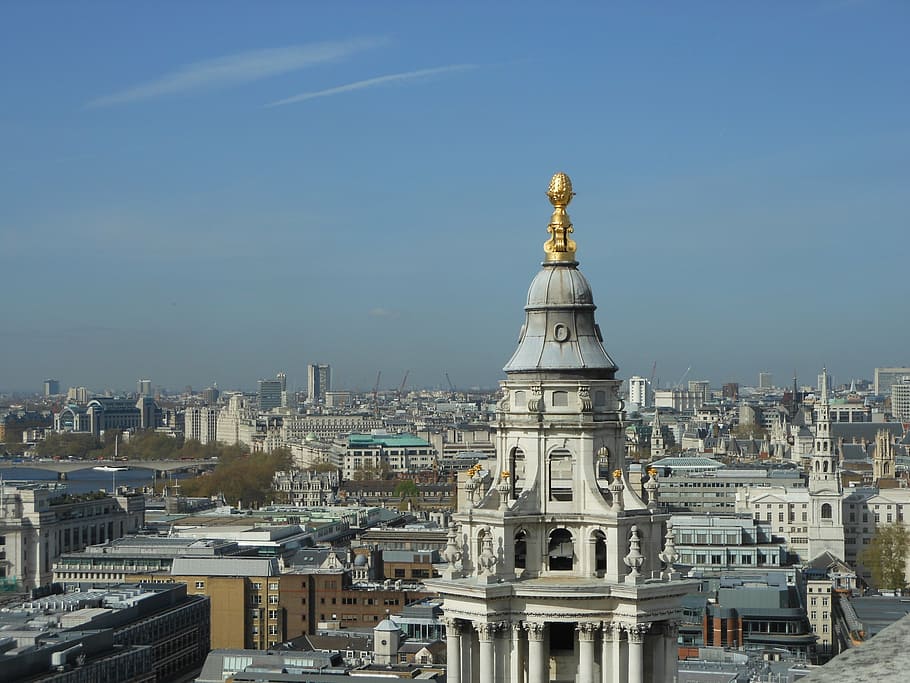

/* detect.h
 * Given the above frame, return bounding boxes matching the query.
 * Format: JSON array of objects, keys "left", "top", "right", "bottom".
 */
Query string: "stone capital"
[
  {"left": 477, "top": 621, "right": 504, "bottom": 641},
  {"left": 576, "top": 622, "right": 598, "bottom": 641},
  {"left": 628, "top": 622, "right": 651, "bottom": 644},
  {"left": 444, "top": 617, "right": 464, "bottom": 636},
  {"left": 523, "top": 621, "right": 546, "bottom": 641}
]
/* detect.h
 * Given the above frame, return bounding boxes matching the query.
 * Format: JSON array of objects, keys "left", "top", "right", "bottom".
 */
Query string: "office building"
[
  {"left": 308, "top": 364, "right": 331, "bottom": 403},
  {"left": 202, "top": 386, "right": 220, "bottom": 405},
  {"left": 874, "top": 366, "right": 910, "bottom": 396},
  {"left": 0, "top": 582, "right": 209, "bottom": 683},
  {"left": 259, "top": 374, "right": 285, "bottom": 412},
  {"left": 43, "top": 378, "right": 60, "bottom": 396},
  {"left": 628, "top": 375, "right": 649, "bottom": 408},
  {"left": 891, "top": 376, "right": 910, "bottom": 421},
  {"left": 137, "top": 378, "right": 152, "bottom": 397},
  {"left": 759, "top": 372, "right": 773, "bottom": 389},
  {"left": 428, "top": 173, "right": 695, "bottom": 683}
]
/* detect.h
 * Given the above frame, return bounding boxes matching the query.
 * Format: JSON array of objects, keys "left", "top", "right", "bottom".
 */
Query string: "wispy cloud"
[
  {"left": 264, "top": 64, "right": 476, "bottom": 108},
  {"left": 86, "top": 38, "right": 386, "bottom": 108}
]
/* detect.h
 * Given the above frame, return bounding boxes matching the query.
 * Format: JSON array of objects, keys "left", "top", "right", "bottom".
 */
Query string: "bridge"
[{"left": 0, "top": 459, "right": 217, "bottom": 479}]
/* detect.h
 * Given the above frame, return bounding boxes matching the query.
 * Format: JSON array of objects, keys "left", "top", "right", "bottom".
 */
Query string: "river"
[{"left": 0, "top": 467, "right": 191, "bottom": 495}]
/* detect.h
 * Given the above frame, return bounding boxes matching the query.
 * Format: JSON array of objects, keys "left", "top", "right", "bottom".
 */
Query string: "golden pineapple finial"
[{"left": 544, "top": 172, "right": 577, "bottom": 262}]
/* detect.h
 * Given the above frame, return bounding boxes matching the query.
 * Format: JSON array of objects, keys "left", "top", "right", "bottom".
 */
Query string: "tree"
[{"left": 861, "top": 522, "right": 910, "bottom": 590}]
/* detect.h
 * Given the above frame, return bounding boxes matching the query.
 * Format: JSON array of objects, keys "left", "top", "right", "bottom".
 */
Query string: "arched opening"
[
  {"left": 592, "top": 530, "right": 607, "bottom": 575},
  {"left": 549, "top": 448, "right": 573, "bottom": 502},
  {"left": 815, "top": 461, "right": 820, "bottom": 472},
  {"left": 514, "top": 530, "right": 528, "bottom": 570},
  {"left": 884, "top": 462, "right": 891, "bottom": 476},
  {"left": 510, "top": 447, "right": 526, "bottom": 498},
  {"left": 548, "top": 528, "right": 574, "bottom": 571},
  {"left": 821, "top": 503, "right": 832, "bottom": 519},
  {"left": 823, "top": 461, "right": 829, "bottom": 473},
  {"left": 596, "top": 446, "right": 611, "bottom": 479}
]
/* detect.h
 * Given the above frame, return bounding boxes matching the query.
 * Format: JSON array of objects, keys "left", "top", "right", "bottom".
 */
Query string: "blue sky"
[{"left": 1, "top": 1, "right": 908, "bottom": 394}]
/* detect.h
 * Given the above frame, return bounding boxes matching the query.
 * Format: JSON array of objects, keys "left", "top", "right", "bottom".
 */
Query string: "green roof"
[{"left": 347, "top": 433, "right": 432, "bottom": 448}]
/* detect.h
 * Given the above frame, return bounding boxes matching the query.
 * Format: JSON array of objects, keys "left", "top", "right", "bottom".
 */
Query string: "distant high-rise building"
[
  {"left": 67, "top": 386, "right": 89, "bottom": 404},
  {"left": 137, "top": 379, "right": 152, "bottom": 397},
  {"left": 258, "top": 374, "right": 285, "bottom": 412},
  {"left": 874, "top": 367, "right": 910, "bottom": 396},
  {"left": 891, "top": 377, "right": 910, "bottom": 421},
  {"left": 817, "top": 370, "right": 832, "bottom": 393},
  {"left": 758, "top": 372, "right": 773, "bottom": 389},
  {"left": 722, "top": 382, "right": 739, "bottom": 401},
  {"left": 201, "top": 386, "right": 220, "bottom": 405},
  {"left": 307, "top": 364, "right": 331, "bottom": 403},
  {"left": 688, "top": 380, "right": 710, "bottom": 403},
  {"left": 628, "top": 375, "right": 649, "bottom": 408},
  {"left": 43, "top": 379, "right": 60, "bottom": 396}
]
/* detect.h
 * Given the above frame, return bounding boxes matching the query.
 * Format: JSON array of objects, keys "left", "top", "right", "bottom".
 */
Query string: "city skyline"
[{"left": 2, "top": 2, "right": 908, "bottom": 392}]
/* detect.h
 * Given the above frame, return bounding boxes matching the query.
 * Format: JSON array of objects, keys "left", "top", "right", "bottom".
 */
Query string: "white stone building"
[
  {"left": 426, "top": 174, "right": 695, "bottom": 683},
  {"left": 0, "top": 483, "right": 145, "bottom": 590}
]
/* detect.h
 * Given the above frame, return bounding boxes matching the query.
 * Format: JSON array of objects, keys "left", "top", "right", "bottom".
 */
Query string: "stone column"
[
  {"left": 525, "top": 622, "right": 547, "bottom": 683},
  {"left": 445, "top": 618, "right": 463, "bottom": 683},
  {"left": 611, "top": 623, "right": 625, "bottom": 683},
  {"left": 664, "top": 621, "right": 679, "bottom": 682},
  {"left": 478, "top": 622, "right": 497, "bottom": 683},
  {"left": 577, "top": 622, "right": 597, "bottom": 683},
  {"left": 510, "top": 621, "right": 524, "bottom": 683},
  {"left": 627, "top": 624, "right": 648, "bottom": 683},
  {"left": 601, "top": 622, "right": 614, "bottom": 683}
]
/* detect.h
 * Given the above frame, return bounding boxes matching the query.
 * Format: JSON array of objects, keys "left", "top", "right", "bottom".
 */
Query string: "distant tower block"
[{"left": 428, "top": 173, "right": 695, "bottom": 683}]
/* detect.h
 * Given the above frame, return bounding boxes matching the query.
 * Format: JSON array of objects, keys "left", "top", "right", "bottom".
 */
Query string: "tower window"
[
  {"left": 549, "top": 449, "right": 573, "bottom": 501},
  {"left": 510, "top": 447, "right": 526, "bottom": 497},
  {"left": 548, "top": 529, "right": 574, "bottom": 571},
  {"left": 592, "top": 530, "right": 607, "bottom": 574},
  {"left": 552, "top": 390, "right": 569, "bottom": 407},
  {"left": 515, "top": 530, "right": 528, "bottom": 569},
  {"left": 821, "top": 503, "right": 832, "bottom": 519}
]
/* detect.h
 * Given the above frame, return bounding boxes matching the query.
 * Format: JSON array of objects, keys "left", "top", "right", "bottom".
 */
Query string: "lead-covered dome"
[{"left": 502, "top": 173, "right": 617, "bottom": 377}]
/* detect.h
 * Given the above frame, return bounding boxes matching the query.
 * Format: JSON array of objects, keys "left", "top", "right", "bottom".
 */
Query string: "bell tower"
[
  {"left": 429, "top": 173, "right": 696, "bottom": 683},
  {"left": 807, "top": 368, "right": 845, "bottom": 561}
]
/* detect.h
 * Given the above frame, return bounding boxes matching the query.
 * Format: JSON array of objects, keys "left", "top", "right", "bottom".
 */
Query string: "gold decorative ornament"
[
  {"left": 612, "top": 469, "right": 623, "bottom": 480},
  {"left": 544, "top": 172, "right": 577, "bottom": 262},
  {"left": 647, "top": 468, "right": 658, "bottom": 477},
  {"left": 501, "top": 470, "right": 511, "bottom": 479}
]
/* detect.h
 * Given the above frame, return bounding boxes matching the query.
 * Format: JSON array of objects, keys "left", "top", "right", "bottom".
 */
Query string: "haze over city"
[{"left": 2, "top": 1, "right": 908, "bottom": 393}]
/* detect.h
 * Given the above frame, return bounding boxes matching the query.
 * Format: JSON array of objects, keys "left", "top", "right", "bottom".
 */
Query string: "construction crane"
[
  {"left": 445, "top": 372, "right": 455, "bottom": 393},
  {"left": 372, "top": 371, "right": 382, "bottom": 415},
  {"left": 397, "top": 370, "right": 410, "bottom": 402},
  {"left": 674, "top": 365, "right": 692, "bottom": 390},
  {"left": 649, "top": 361, "right": 657, "bottom": 390}
]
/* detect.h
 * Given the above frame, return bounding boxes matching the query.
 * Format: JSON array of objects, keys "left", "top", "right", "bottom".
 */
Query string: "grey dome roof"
[
  {"left": 353, "top": 553, "right": 368, "bottom": 567},
  {"left": 503, "top": 261, "right": 617, "bottom": 377},
  {"left": 526, "top": 265, "right": 594, "bottom": 308},
  {"left": 375, "top": 619, "right": 399, "bottom": 632}
]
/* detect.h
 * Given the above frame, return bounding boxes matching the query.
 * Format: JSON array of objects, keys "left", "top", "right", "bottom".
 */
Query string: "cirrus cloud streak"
[
  {"left": 264, "top": 64, "right": 476, "bottom": 108},
  {"left": 87, "top": 38, "right": 386, "bottom": 108}
]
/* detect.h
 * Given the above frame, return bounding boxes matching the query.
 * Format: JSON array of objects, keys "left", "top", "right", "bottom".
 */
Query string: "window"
[
  {"left": 252, "top": 582, "right": 262, "bottom": 590},
  {"left": 552, "top": 391, "right": 568, "bottom": 407},
  {"left": 549, "top": 449, "right": 573, "bottom": 501},
  {"left": 548, "top": 528, "right": 574, "bottom": 571},
  {"left": 195, "top": 581, "right": 205, "bottom": 589},
  {"left": 514, "top": 530, "right": 528, "bottom": 569},
  {"left": 821, "top": 503, "right": 833, "bottom": 519},
  {"left": 268, "top": 609, "right": 278, "bottom": 620},
  {"left": 269, "top": 582, "right": 279, "bottom": 590},
  {"left": 268, "top": 625, "right": 279, "bottom": 635}
]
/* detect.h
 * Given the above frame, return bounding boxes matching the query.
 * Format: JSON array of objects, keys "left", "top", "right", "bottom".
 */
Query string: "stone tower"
[
  {"left": 807, "top": 369, "right": 845, "bottom": 561},
  {"left": 429, "top": 173, "right": 696, "bottom": 683},
  {"left": 873, "top": 429, "right": 896, "bottom": 483},
  {"left": 650, "top": 408, "right": 666, "bottom": 458}
]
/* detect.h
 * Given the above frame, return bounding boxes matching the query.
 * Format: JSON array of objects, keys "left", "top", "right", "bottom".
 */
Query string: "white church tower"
[
  {"left": 807, "top": 368, "right": 845, "bottom": 561},
  {"left": 429, "top": 173, "right": 696, "bottom": 683}
]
